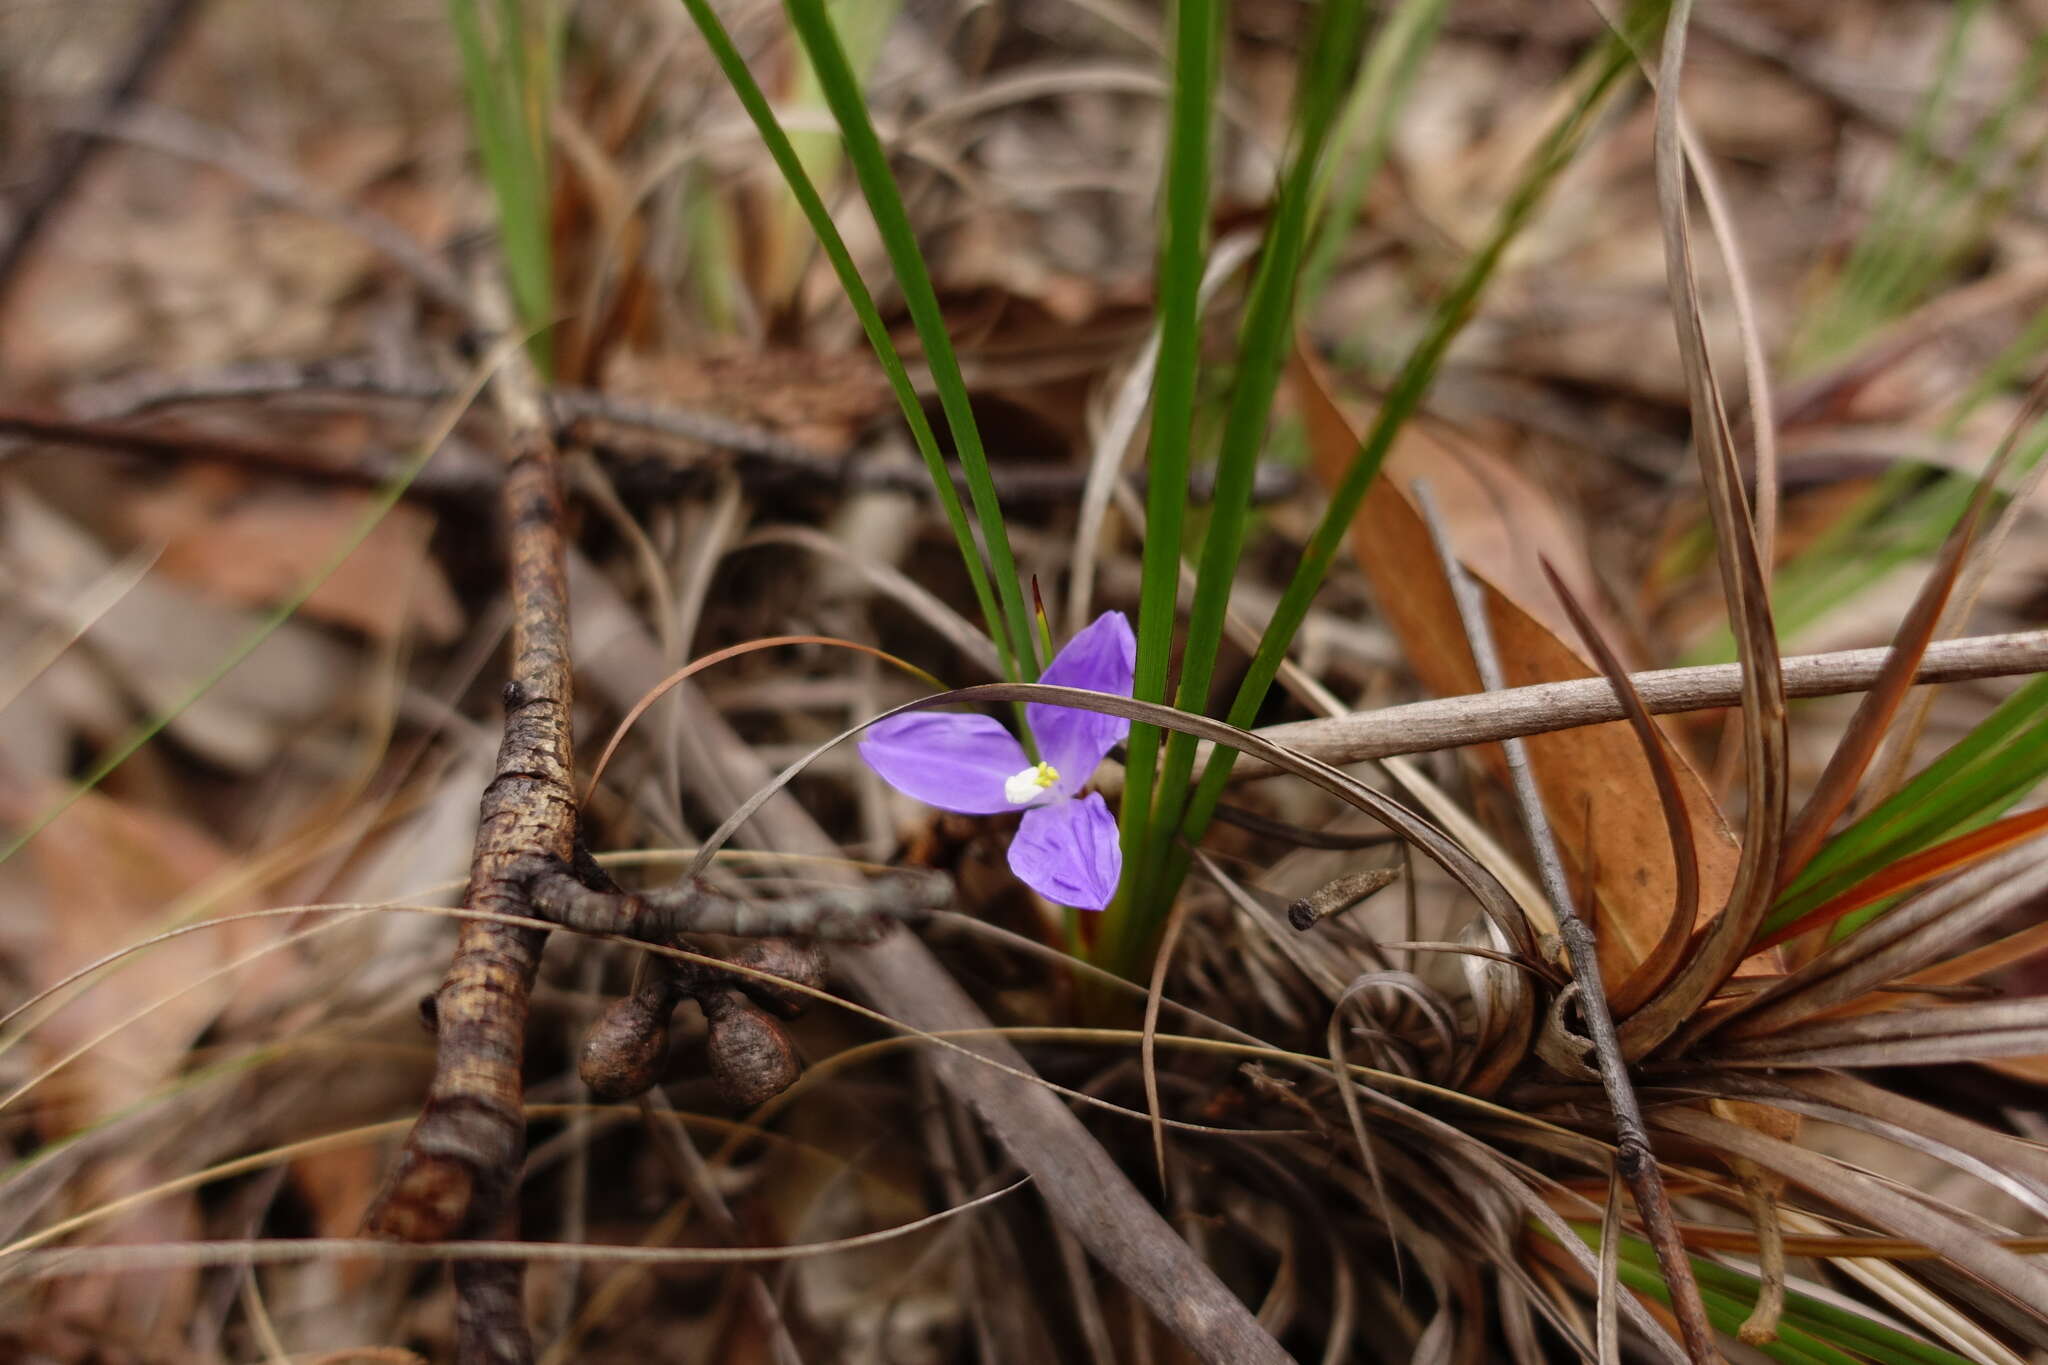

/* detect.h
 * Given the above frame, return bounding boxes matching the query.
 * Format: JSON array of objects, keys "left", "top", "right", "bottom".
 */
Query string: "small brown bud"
[
  {"left": 701, "top": 989, "right": 801, "bottom": 1109},
  {"left": 722, "top": 938, "right": 828, "bottom": 1018},
  {"left": 580, "top": 979, "right": 682, "bottom": 1100}
]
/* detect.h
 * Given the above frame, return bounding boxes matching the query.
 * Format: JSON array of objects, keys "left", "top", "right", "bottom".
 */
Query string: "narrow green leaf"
[
  {"left": 1109, "top": 0, "right": 1223, "bottom": 970},
  {"left": 1160, "top": 13, "right": 1654, "bottom": 903},
  {"left": 676, "top": 0, "right": 1017, "bottom": 682},
  {"left": 1301, "top": 0, "right": 1448, "bottom": 303},
  {"left": 1125, "top": 0, "right": 1376, "bottom": 951},
  {"left": 1583, "top": 1229, "right": 1978, "bottom": 1365},
  {"left": 1761, "top": 671, "right": 2048, "bottom": 939},
  {"left": 450, "top": 0, "right": 557, "bottom": 371},
  {"left": 779, "top": 0, "right": 1041, "bottom": 678}
]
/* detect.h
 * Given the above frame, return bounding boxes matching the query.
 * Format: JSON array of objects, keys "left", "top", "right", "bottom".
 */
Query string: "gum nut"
[
  {"left": 579, "top": 986, "right": 678, "bottom": 1101},
  {"left": 702, "top": 991, "right": 802, "bottom": 1109},
  {"left": 725, "top": 938, "right": 828, "bottom": 1018}
]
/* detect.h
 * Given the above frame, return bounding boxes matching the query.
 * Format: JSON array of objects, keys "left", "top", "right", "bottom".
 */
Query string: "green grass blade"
[
  {"left": 1114, "top": 0, "right": 1224, "bottom": 947},
  {"left": 1605, "top": 1235, "right": 1975, "bottom": 1365},
  {"left": 1124, "top": 0, "right": 1375, "bottom": 946},
  {"left": 757, "top": 0, "right": 901, "bottom": 305},
  {"left": 450, "top": 0, "right": 556, "bottom": 372},
  {"left": 1160, "top": 14, "right": 1652, "bottom": 894},
  {"left": 1684, "top": 365, "right": 2048, "bottom": 669},
  {"left": 1300, "top": 0, "right": 1448, "bottom": 304},
  {"left": 1758, "top": 670, "right": 2048, "bottom": 940},
  {"left": 1793, "top": 0, "right": 1985, "bottom": 366},
  {"left": 676, "top": 0, "right": 1017, "bottom": 682},
  {"left": 1613, "top": 1259, "right": 1894, "bottom": 1365},
  {"left": 779, "top": 0, "right": 1040, "bottom": 678},
  {"left": 1777, "top": 672, "right": 2048, "bottom": 895}
]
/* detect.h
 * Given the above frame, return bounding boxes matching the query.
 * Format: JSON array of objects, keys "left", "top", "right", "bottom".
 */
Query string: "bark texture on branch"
[
  {"left": 364, "top": 329, "right": 574, "bottom": 1362},
  {"left": 365, "top": 426, "right": 571, "bottom": 1244}
]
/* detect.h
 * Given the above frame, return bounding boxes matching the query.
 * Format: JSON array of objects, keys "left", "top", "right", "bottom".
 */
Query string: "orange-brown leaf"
[
  {"left": 1295, "top": 347, "right": 1743, "bottom": 985},
  {"left": 1755, "top": 806, "right": 2048, "bottom": 953}
]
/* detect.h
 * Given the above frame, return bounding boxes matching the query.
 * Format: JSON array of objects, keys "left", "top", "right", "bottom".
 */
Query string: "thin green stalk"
[
  {"left": 758, "top": 0, "right": 903, "bottom": 307},
  {"left": 1685, "top": 348, "right": 2048, "bottom": 668},
  {"left": 780, "top": 0, "right": 1040, "bottom": 678},
  {"left": 1111, "top": 0, "right": 1223, "bottom": 972},
  {"left": 1854, "top": 34, "right": 2048, "bottom": 325},
  {"left": 1129, "top": 0, "right": 1374, "bottom": 946},
  {"left": 677, "top": 0, "right": 1018, "bottom": 682},
  {"left": 1158, "top": 16, "right": 1650, "bottom": 905},
  {"left": 1300, "top": 0, "right": 1448, "bottom": 303},
  {"left": 450, "top": 0, "right": 558, "bottom": 372},
  {"left": 1795, "top": 0, "right": 1984, "bottom": 365}
]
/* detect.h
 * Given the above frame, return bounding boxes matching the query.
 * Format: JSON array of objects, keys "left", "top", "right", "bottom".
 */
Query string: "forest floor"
[{"left": 2, "top": 2, "right": 2046, "bottom": 1362}]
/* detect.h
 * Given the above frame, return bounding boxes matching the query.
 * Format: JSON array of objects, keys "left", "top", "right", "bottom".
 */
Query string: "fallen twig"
[
  {"left": 361, "top": 286, "right": 574, "bottom": 1365},
  {"left": 1233, "top": 629, "right": 2048, "bottom": 777},
  {"left": 61, "top": 360, "right": 1302, "bottom": 505}
]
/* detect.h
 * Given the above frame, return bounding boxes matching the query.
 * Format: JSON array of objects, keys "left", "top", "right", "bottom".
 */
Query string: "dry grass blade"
[
  {"left": 1375, "top": 1118, "right": 1689, "bottom": 1364},
  {"left": 1714, "top": 997, "right": 2048, "bottom": 1067},
  {"left": 1702, "top": 840, "right": 2048, "bottom": 1044},
  {"left": 1864, "top": 371, "right": 2048, "bottom": 806},
  {"left": 1702, "top": 1073, "right": 2048, "bottom": 1220},
  {"left": 1773, "top": 1209, "right": 2034, "bottom": 1365},
  {"left": 1866, "top": 916, "right": 2048, "bottom": 1006},
  {"left": 835, "top": 941, "right": 1297, "bottom": 1364},
  {"left": 1655, "top": 1108, "right": 2048, "bottom": 1313},
  {"left": 741, "top": 525, "right": 1005, "bottom": 678},
  {"left": 581, "top": 633, "right": 942, "bottom": 801},
  {"left": 1324, "top": 978, "right": 1404, "bottom": 1295},
  {"left": 4, "top": 1179, "right": 1029, "bottom": 1283},
  {"left": 1776, "top": 377, "right": 2048, "bottom": 888},
  {"left": 1754, "top": 805, "right": 2048, "bottom": 953},
  {"left": 1596, "top": 1164, "right": 1622, "bottom": 1365},
  {"left": 1142, "top": 899, "right": 1192, "bottom": 1194},
  {"left": 1621, "top": 0, "right": 1787, "bottom": 1062},
  {"left": 1811, "top": 1078, "right": 2048, "bottom": 1207},
  {"left": 1541, "top": 561, "right": 1699, "bottom": 1018}
]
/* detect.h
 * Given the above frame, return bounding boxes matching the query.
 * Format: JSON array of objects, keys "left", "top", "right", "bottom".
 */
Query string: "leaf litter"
[{"left": 1, "top": 2, "right": 2046, "bottom": 1362}]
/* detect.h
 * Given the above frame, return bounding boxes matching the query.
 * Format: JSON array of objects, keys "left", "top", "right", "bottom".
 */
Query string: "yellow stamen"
[{"left": 1004, "top": 761, "right": 1061, "bottom": 805}]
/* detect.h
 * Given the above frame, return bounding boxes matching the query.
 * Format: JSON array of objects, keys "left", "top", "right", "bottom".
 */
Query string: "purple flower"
[{"left": 860, "top": 611, "right": 1134, "bottom": 910}]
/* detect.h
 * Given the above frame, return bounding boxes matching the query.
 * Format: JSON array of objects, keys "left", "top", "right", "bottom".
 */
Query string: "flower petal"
[
  {"left": 859, "top": 712, "right": 1030, "bottom": 815},
  {"left": 1029, "top": 610, "right": 1134, "bottom": 793},
  {"left": 1009, "top": 793, "right": 1121, "bottom": 910}
]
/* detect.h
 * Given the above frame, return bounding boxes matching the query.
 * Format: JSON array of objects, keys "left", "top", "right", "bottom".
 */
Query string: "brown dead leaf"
[
  {"left": 604, "top": 345, "right": 892, "bottom": 455},
  {"left": 121, "top": 468, "right": 461, "bottom": 643},
  {"left": 1295, "top": 346, "right": 1742, "bottom": 984},
  {"left": 2, "top": 482, "right": 354, "bottom": 772},
  {"left": 0, "top": 780, "right": 296, "bottom": 1342}
]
